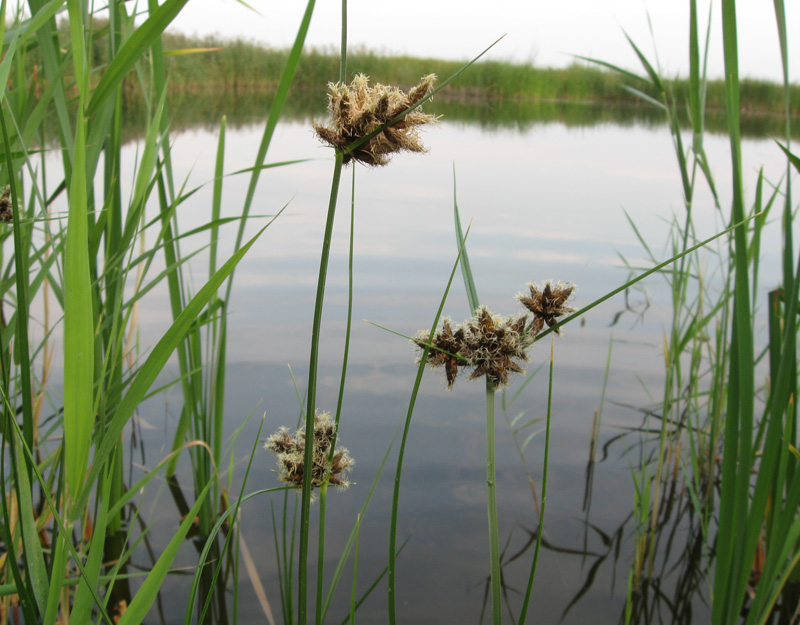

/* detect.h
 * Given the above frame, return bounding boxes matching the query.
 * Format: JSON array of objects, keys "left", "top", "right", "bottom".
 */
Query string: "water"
[{"left": 59, "top": 108, "right": 790, "bottom": 624}]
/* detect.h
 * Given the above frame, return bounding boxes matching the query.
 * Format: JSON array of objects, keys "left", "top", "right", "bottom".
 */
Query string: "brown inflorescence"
[
  {"left": 312, "top": 73, "right": 438, "bottom": 166},
  {"left": 264, "top": 412, "right": 353, "bottom": 496},
  {"left": 463, "top": 306, "right": 534, "bottom": 388},
  {"left": 517, "top": 281, "right": 576, "bottom": 336},
  {"left": 413, "top": 318, "right": 470, "bottom": 389},
  {"left": 415, "top": 306, "right": 535, "bottom": 389},
  {"left": 414, "top": 282, "right": 576, "bottom": 389}
]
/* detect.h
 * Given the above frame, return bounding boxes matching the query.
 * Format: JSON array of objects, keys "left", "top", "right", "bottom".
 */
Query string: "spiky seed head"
[
  {"left": 463, "top": 306, "right": 532, "bottom": 388},
  {"left": 413, "top": 317, "right": 471, "bottom": 389},
  {"left": 517, "top": 281, "right": 576, "bottom": 336},
  {"left": 313, "top": 73, "right": 439, "bottom": 166}
]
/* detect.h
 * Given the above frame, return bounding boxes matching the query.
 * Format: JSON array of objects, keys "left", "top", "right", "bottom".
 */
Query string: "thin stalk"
[
  {"left": 485, "top": 381, "right": 502, "bottom": 625},
  {"left": 350, "top": 514, "right": 361, "bottom": 625},
  {"left": 317, "top": 151, "right": 356, "bottom": 625},
  {"left": 315, "top": 484, "right": 330, "bottom": 625},
  {"left": 299, "top": 151, "right": 344, "bottom": 625},
  {"left": 518, "top": 339, "right": 555, "bottom": 625},
  {"left": 315, "top": 6, "right": 350, "bottom": 620}
]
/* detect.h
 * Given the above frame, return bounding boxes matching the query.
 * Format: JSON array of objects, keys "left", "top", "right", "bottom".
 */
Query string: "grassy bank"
[{"left": 156, "top": 32, "right": 800, "bottom": 116}]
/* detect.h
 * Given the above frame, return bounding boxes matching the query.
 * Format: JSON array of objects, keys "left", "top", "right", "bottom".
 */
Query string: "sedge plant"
[{"left": 401, "top": 170, "right": 575, "bottom": 625}]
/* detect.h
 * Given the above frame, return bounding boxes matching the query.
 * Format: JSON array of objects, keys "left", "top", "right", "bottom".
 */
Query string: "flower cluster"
[
  {"left": 414, "top": 281, "right": 575, "bottom": 389},
  {"left": 312, "top": 73, "right": 438, "bottom": 166},
  {"left": 264, "top": 411, "right": 353, "bottom": 495}
]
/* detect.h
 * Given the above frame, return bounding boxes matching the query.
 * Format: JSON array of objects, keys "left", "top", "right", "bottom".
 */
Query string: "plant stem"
[
  {"left": 313, "top": 5, "right": 349, "bottom": 622},
  {"left": 298, "top": 151, "right": 344, "bottom": 625},
  {"left": 485, "top": 380, "right": 502, "bottom": 625},
  {"left": 517, "top": 339, "right": 555, "bottom": 625}
]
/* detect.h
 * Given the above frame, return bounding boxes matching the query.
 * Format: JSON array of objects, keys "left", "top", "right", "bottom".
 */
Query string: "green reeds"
[
  {"left": 0, "top": 0, "right": 314, "bottom": 620},
  {"left": 581, "top": 1, "right": 800, "bottom": 622}
]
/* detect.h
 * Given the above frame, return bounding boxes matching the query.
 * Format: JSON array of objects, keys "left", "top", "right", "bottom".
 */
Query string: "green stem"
[
  {"left": 299, "top": 151, "right": 344, "bottom": 625},
  {"left": 517, "top": 339, "right": 555, "bottom": 624},
  {"left": 485, "top": 381, "right": 502, "bottom": 625},
  {"left": 315, "top": 482, "right": 329, "bottom": 625},
  {"left": 314, "top": 5, "right": 349, "bottom": 620}
]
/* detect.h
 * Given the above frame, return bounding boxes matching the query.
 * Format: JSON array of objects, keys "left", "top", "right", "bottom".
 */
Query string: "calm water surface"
[{"left": 75, "top": 111, "right": 790, "bottom": 624}]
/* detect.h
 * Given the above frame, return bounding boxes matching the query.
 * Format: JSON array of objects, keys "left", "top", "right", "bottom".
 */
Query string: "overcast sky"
[{"left": 168, "top": 0, "right": 797, "bottom": 83}]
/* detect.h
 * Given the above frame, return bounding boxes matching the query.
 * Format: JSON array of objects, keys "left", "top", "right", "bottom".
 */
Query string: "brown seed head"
[
  {"left": 414, "top": 308, "right": 534, "bottom": 390},
  {"left": 312, "top": 73, "right": 439, "bottom": 166},
  {"left": 517, "top": 281, "right": 576, "bottom": 336},
  {"left": 413, "top": 318, "right": 471, "bottom": 389},
  {"left": 462, "top": 306, "right": 533, "bottom": 388}
]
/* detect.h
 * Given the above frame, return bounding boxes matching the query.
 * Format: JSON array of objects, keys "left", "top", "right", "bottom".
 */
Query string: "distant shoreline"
[{"left": 155, "top": 31, "right": 800, "bottom": 118}]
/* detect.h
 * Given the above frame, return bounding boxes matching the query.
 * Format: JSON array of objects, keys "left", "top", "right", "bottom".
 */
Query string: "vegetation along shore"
[{"left": 156, "top": 32, "right": 800, "bottom": 117}]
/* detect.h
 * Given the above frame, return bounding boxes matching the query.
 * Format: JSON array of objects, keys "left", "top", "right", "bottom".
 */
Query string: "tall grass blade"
[
  {"left": 320, "top": 416, "right": 399, "bottom": 622},
  {"left": 3, "top": 418, "right": 49, "bottom": 616},
  {"left": 0, "top": 34, "right": 17, "bottom": 92},
  {"left": 62, "top": 92, "right": 94, "bottom": 505},
  {"left": 0, "top": 414, "right": 37, "bottom": 623},
  {"left": 71, "top": 465, "right": 114, "bottom": 622},
  {"left": 190, "top": 415, "right": 266, "bottom": 625}
]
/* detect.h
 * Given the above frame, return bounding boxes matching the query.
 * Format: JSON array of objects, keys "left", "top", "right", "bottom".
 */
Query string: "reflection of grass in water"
[
  {"left": 157, "top": 32, "right": 799, "bottom": 113},
  {"left": 112, "top": 87, "right": 797, "bottom": 142},
  {"left": 41, "top": 86, "right": 793, "bottom": 153}
]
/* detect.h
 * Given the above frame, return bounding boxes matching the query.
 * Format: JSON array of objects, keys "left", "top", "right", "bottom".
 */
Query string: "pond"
[{"left": 46, "top": 103, "right": 789, "bottom": 624}]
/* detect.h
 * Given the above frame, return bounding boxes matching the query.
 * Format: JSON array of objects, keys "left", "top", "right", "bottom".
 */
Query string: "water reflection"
[
  {"left": 86, "top": 100, "right": 792, "bottom": 623},
  {"left": 113, "top": 90, "right": 799, "bottom": 142}
]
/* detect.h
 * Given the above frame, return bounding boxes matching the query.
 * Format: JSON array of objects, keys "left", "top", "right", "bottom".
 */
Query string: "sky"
[{"left": 168, "top": 0, "right": 798, "bottom": 83}]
